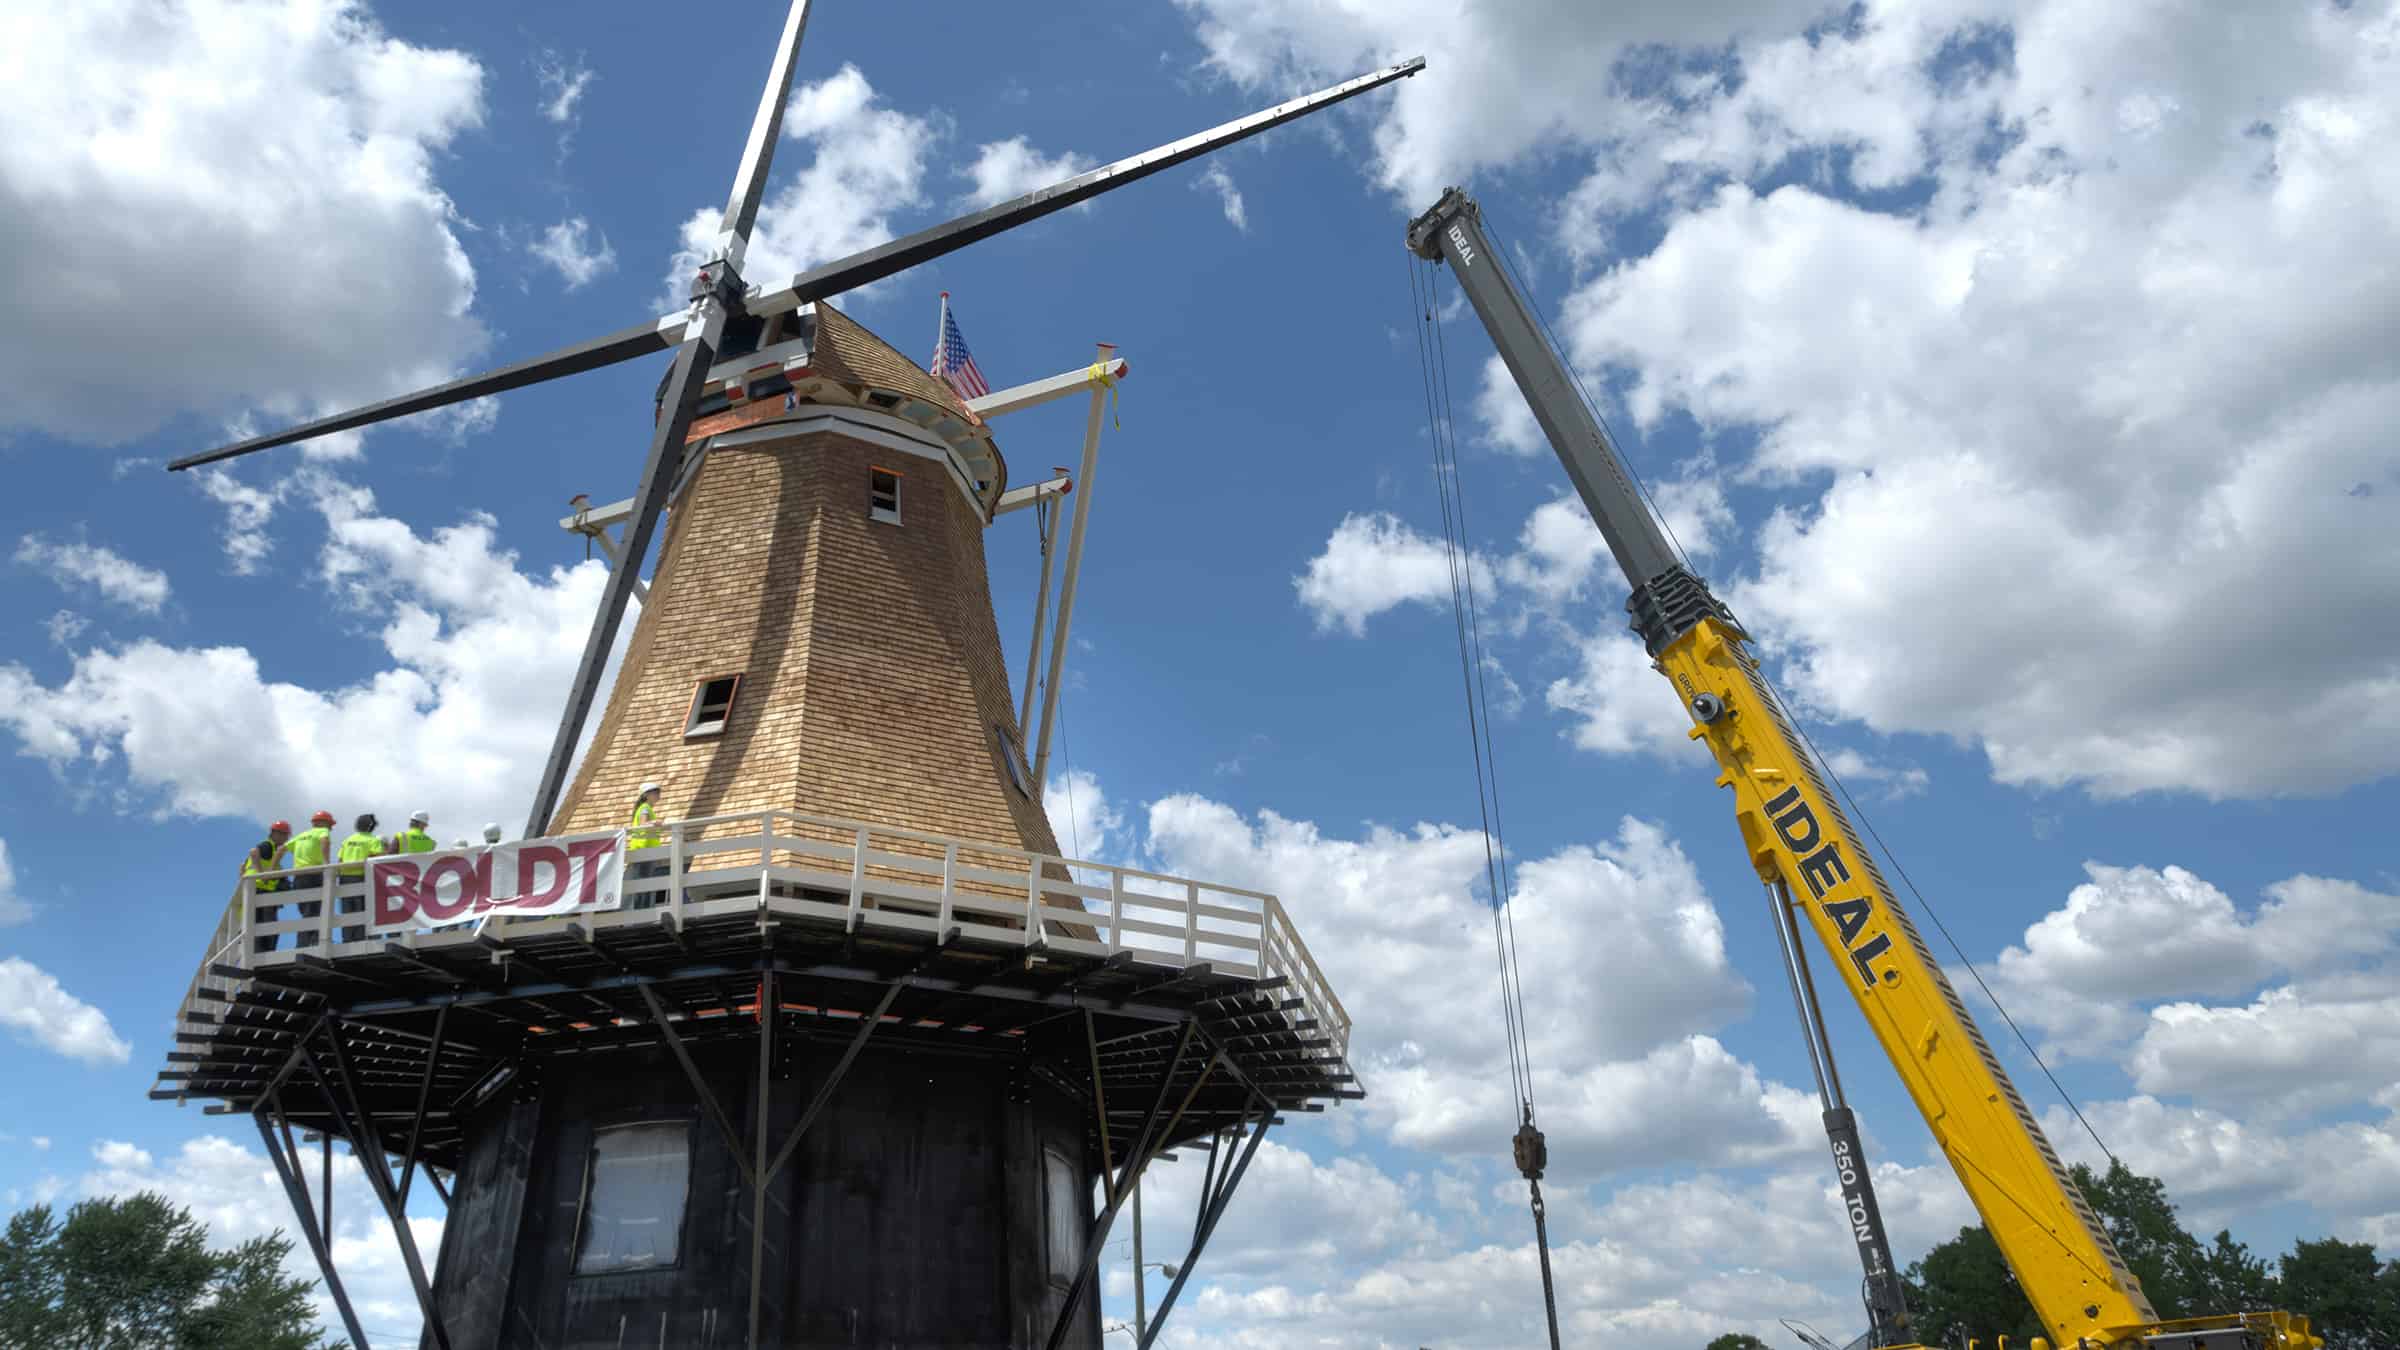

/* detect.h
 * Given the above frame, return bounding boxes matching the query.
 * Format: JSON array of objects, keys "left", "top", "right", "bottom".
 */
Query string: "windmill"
[{"left": 153, "top": 6, "right": 1411, "bottom": 1348}]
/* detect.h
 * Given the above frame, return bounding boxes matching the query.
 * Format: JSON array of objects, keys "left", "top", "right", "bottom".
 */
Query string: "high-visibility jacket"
[
  {"left": 289, "top": 827, "right": 333, "bottom": 870},
  {"left": 243, "top": 841, "right": 287, "bottom": 892},
  {"left": 628, "top": 799, "right": 663, "bottom": 850},
  {"left": 394, "top": 827, "right": 437, "bottom": 854},
  {"left": 337, "top": 831, "right": 384, "bottom": 879}
]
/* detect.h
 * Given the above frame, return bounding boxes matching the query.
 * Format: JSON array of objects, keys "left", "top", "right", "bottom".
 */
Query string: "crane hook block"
[{"left": 1512, "top": 1121, "right": 1548, "bottom": 1182}]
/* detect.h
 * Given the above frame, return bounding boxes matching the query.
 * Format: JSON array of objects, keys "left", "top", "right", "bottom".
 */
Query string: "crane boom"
[{"left": 1406, "top": 188, "right": 2317, "bottom": 1350}]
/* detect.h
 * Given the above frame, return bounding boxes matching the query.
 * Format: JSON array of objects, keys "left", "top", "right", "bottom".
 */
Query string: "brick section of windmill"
[{"left": 552, "top": 305, "right": 1064, "bottom": 913}]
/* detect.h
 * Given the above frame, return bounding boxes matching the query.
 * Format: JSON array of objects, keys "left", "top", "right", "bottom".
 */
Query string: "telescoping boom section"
[{"left": 1406, "top": 188, "right": 2318, "bottom": 1350}]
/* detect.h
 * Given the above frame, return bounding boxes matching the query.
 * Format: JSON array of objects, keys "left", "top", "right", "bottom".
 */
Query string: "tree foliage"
[
  {"left": 1705, "top": 1335, "right": 1772, "bottom": 1350},
  {"left": 0, "top": 1193, "right": 333, "bottom": 1350},
  {"left": 1902, "top": 1161, "right": 2399, "bottom": 1350}
]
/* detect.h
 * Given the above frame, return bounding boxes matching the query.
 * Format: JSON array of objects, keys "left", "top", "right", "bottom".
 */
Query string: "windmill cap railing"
[{"left": 198, "top": 806, "right": 1351, "bottom": 1062}]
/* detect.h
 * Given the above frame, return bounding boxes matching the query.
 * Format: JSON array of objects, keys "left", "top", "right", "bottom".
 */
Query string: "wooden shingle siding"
[{"left": 552, "top": 411, "right": 1056, "bottom": 865}]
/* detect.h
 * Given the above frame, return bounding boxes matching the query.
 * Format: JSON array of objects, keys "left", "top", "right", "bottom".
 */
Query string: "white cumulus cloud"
[
  {"left": 669, "top": 64, "right": 940, "bottom": 298},
  {"left": 530, "top": 217, "right": 617, "bottom": 290},
  {"left": 0, "top": 839, "right": 28, "bottom": 926},
  {"left": 0, "top": 475, "right": 626, "bottom": 837},
  {"left": 14, "top": 534, "right": 171, "bottom": 614},
  {"left": 959, "top": 135, "right": 1093, "bottom": 209},
  {"left": 0, "top": 0, "right": 489, "bottom": 445},
  {"left": 0, "top": 956, "right": 131, "bottom": 1064}
]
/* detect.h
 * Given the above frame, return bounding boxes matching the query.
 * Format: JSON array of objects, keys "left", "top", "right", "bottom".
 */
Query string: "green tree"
[
  {"left": 2278, "top": 1238, "right": 2398, "bottom": 1350},
  {"left": 2067, "top": 1159, "right": 2208, "bottom": 1318},
  {"left": 0, "top": 1193, "right": 333, "bottom": 1350},
  {"left": 1904, "top": 1224, "right": 2042, "bottom": 1349},
  {"left": 2188, "top": 1229, "right": 2280, "bottom": 1312},
  {"left": 1705, "top": 1335, "right": 1771, "bottom": 1350}
]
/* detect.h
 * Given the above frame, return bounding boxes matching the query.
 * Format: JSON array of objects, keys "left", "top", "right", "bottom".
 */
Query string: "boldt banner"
[{"left": 366, "top": 830, "right": 626, "bottom": 933}]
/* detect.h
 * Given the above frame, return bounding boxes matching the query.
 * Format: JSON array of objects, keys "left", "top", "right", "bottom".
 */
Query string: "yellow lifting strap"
[{"left": 1085, "top": 360, "right": 1122, "bottom": 429}]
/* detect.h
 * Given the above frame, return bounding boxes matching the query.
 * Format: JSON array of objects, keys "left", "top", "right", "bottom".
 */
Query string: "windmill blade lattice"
[{"left": 160, "top": 0, "right": 1421, "bottom": 837}]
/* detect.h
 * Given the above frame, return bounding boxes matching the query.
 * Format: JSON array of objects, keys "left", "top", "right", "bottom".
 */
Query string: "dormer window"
[
  {"left": 685, "top": 674, "right": 740, "bottom": 739},
  {"left": 870, "top": 468, "right": 902, "bottom": 525}
]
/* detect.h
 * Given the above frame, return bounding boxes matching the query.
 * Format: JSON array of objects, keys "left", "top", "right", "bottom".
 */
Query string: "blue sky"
[{"left": 2, "top": 1, "right": 2397, "bottom": 1346}]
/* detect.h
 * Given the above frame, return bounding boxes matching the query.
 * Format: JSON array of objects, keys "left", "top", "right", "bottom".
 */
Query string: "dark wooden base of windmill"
[
  {"left": 434, "top": 1035, "right": 1098, "bottom": 1350},
  {"left": 156, "top": 897, "right": 1357, "bottom": 1350}
]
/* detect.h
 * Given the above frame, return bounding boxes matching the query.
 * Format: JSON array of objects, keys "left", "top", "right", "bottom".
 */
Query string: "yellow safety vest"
[
  {"left": 337, "top": 832, "right": 384, "bottom": 879},
  {"left": 243, "top": 844, "right": 286, "bottom": 892},
  {"left": 628, "top": 799, "right": 663, "bottom": 850},
  {"left": 289, "top": 827, "right": 333, "bottom": 869},
  {"left": 395, "top": 828, "right": 437, "bottom": 854}
]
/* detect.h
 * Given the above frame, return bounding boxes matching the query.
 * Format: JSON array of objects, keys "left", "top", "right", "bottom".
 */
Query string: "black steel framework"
[{"left": 159, "top": 903, "right": 1358, "bottom": 1349}]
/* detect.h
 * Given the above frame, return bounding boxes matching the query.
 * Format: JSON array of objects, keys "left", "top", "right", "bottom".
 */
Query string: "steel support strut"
[
  {"left": 638, "top": 983, "right": 758, "bottom": 1187},
  {"left": 1137, "top": 1100, "right": 1275, "bottom": 1348},
  {"left": 313, "top": 1023, "right": 454, "bottom": 1350},
  {"left": 761, "top": 982, "right": 902, "bottom": 1182},
  {"left": 256, "top": 1103, "right": 369, "bottom": 1350},
  {"left": 750, "top": 970, "right": 777, "bottom": 1350},
  {"left": 1770, "top": 880, "right": 1912, "bottom": 1344},
  {"left": 397, "top": 1005, "right": 449, "bottom": 1207},
  {"left": 1042, "top": 1026, "right": 1211, "bottom": 1350}
]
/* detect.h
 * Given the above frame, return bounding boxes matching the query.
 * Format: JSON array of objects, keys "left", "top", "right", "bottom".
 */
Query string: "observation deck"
[{"left": 153, "top": 808, "right": 1358, "bottom": 1175}]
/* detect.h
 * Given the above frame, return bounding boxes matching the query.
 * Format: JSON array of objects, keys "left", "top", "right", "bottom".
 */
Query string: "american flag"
[{"left": 929, "top": 292, "right": 990, "bottom": 400}]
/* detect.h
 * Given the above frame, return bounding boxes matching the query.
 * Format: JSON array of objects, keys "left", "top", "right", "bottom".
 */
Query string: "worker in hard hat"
[
  {"left": 335, "top": 813, "right": 384, "bottom": 943},
  {"left": 243, "top": 820, "right": 293, "bottom": 954},
  {"left": 482, "top": 822, "right": 504, "bottom": 845},
  {"left": 286, "top": 810, "right": 337, "bottom": 947},
  {"left": 392, "top": 810, "right": 437, "bottom": 855},
  {"left": 628, "top": 781, "right": 670, "bottom": 908}
]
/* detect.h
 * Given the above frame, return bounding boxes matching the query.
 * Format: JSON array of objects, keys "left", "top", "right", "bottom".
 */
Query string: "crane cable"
[
  {"left": 1406, "top": 249, "right": 1563, "bottom": 1350},
  {"left": 1471, "top": 204, "right": 2121, "bottom": 1173}
]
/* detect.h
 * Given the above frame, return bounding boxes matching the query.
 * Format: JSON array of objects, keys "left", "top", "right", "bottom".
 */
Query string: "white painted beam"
[
  {"left": 968, "top": 358, "right": 1129, "bottom": 420},
  {"left": 561, "top": 497, "right": 635, "bottom": 532},
  {"left": 994, "top": 474, "right": 1072, "bottom": 517},
  {"left": 1030, "top": 344, "right": 1117, "bottom": 794}
]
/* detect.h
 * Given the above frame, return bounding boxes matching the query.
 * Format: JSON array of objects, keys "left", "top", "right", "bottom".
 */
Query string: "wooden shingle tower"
[
  {"left": 551, "top": 304, "right": 1059, "bottom": 862},
  {"left": 154, "top": 11, "right": 1412, "bottom": 1348}
]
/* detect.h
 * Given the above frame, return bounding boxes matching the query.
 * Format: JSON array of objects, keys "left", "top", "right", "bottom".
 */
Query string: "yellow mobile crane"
[{"left": 1404, "top": 188, "right": 2320, "bottom": 1350}]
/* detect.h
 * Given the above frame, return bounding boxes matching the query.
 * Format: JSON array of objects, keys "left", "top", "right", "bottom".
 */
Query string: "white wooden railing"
[{"left": 213, "top": 808, "right": 1351, "bottom": 1062}]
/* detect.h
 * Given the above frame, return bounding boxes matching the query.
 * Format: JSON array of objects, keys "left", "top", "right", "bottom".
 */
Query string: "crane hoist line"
[
  {"left": 1402, "top": 187, "right": 2324, "bottom": 1350},
  {"left": 1405, "top": 240, "right": 1563, "bottom": 1350}
]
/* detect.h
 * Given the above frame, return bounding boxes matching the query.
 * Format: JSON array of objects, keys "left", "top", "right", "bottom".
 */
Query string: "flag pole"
[{"left": 933, "top": 290, "right": 950, "bottom": 371}]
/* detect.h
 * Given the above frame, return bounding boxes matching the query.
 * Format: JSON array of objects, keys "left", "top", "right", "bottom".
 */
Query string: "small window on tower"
[
  {"left": 995, "top": 725, "right": 1030, "bottom": 798},
  {"left": 572, "top": 1122, "right": 692, "bottom": 1276},
  {"left": 1041, "top": 1147, "right": 1082, "bottom": 1286},
  {"left": 685, "top": 674, "right": 741, "bottom": 739},
  {"left": 869, "top": 467, "right": 902, "bottom": 525}
]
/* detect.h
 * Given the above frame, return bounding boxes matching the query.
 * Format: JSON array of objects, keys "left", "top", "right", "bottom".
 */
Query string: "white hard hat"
[
  {"left": 482, "top": 823, "right": 503, "bottom": 842},
  {"left": 639, "top": 781, "right": 661, "bottom": 796},
  {"left": 409, "top": 810, "right": 431, "bottom": 826}
]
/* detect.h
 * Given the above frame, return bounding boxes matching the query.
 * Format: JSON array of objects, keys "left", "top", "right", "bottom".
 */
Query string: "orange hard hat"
[
  {"left": 269, "top": 820, "right": 291, "bottom": 834},
  {"left": 311, "top": 810, "right": 335, "bottom": 825}
]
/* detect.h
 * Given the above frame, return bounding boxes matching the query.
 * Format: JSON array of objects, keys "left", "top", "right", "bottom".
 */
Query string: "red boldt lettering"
[
  {"left": 565, "top": 838, "right": 617, "bottom": 904},
  {"left": 418, "top": 855, "right": 489, "bottom": 923},
  {"left": 372, "top": 863, "right": 424, "bottom": 928},
  {"left": 511, "top": 845, "right": 570, "bottom": 911}
]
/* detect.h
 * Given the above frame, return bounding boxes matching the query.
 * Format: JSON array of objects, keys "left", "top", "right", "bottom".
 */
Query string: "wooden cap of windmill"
[{"left": 549, "top": 300, "right": 1058, "bottom": 862}]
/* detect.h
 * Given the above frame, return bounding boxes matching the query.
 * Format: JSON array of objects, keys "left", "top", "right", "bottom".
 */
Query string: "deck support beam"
[
  {"left": 637, "top": 984, "right": 758, "bottom": 1189},
  {"left": 1043, "top": 1025, "right": 1216, "bottom": 1350},
  {"left": 256, "top": 1101, "right": 369, "bottom": 1350},
  {"left": 1137, "top": 1100, "right": 1275, "bottom": 1348},
  {"left": 749, "top": 970, "right": 777, "bottom": 1350},
  {"left": 315, "top": 1022, "right": 454, "bottom": 1350},
  {"left": 397, "top": 1005, "right": 449, "bottom": 1208}
]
